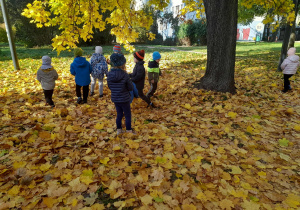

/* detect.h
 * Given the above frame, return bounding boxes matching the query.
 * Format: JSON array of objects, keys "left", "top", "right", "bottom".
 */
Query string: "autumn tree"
[{"left": 23, "top": 0, "right": 296, "bottom": 93}]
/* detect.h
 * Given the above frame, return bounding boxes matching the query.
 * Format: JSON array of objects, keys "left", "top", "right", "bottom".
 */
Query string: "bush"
[
  {"left": 177, "top": 19, "right": 207, "bottom": 46},
  {"left": 147, "top": 33, "right": 163, "bottom": 45},
  {"left": 0, "top": 27, "right": 8, "bottom": 43},
  {"left": 163, "top": 37, "right": 177, "bottom": 46}
]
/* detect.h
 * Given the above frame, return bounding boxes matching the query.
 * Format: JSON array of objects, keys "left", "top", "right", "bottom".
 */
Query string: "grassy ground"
[{"left": 0, "top": 42, "right": 299, "bottom": 209}]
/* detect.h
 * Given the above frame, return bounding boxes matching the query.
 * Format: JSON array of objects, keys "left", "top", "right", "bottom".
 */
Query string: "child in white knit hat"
[
  {"left": 89, "top": 46, "right": 108, "bottom": 97},
  {"left": 37, "top": 56, "right": 58, "bottom": 108},
  {"left": 281, "top": 47, "right": 299, "bottom": 93}
]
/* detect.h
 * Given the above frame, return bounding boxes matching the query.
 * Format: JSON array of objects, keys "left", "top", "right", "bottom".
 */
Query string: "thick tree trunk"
[
  {"left": 195, "top": 0, "right": 238, "bottom": 94},
  {"left": 277, "top": 0, "right": 299, "bottom": 71}
]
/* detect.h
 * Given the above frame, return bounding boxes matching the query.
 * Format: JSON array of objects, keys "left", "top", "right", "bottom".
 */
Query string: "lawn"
[{"left": 0, "top": 42, "right": 299, "bottom": 209}]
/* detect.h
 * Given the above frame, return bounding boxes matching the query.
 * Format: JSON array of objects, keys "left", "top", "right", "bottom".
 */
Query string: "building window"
[{"left": 176, "top": 5, "right": 179, "bottom": 14}]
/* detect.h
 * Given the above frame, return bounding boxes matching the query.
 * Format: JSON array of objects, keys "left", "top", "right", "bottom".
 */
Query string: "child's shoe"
[
  {"left": 90, "top": 92, "right": 94, "bottom": 96},
  {"left": 77, "top": 97, "right": 83, "bottom": 104},
  {"left": 82, "top": 100, "right": 87, "bottom": 104},
  {"left": 117, "top": 129, "right": 123, "bottom": 135},
  {"left": 126, "top": 129, "right": 136, "bottom": 134},
  {"left": 99, "top": 94, "right": 103, "bottom": 98}
]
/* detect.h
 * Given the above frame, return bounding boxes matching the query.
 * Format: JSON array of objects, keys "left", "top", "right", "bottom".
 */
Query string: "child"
[
  {"left": 281, "top": 47, "right": 299, "bottom": 93},
  {"left": 130, "top": 50, "right": 155, "bottom": 107},
  {"left": 106, "top": 44, "right": 122, "bottom": 66},
  {"left": 147, "top": 51, "right": 162, "bottom": 99},
  {"left": 90, "top": 46, "right": 108, "bottom": 97},
  {"left": 70, "top": 48, "right": 92, "bottom": 104},
  {"left": 37, "top": 56, "right": 58, "bottom": 108},
  {"left": 107, "top": 53, "right": 134, "bottom": 135}
]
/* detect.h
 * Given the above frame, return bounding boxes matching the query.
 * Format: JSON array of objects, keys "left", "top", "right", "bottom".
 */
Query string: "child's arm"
[
  {"left": 54, "top": 70, "right": 58, "bottom": 80},
  {"left": 281, "top": 59, "right": 288, "bottom": 70},
  {"left": 126, "top": 75, "right": 133, "bottom": 91},
  {"left": 36, "top": 70, "right": 41, "bottom": 82},
  {"left": 70, "top": 64, "right": 76, "bottom": 76}
]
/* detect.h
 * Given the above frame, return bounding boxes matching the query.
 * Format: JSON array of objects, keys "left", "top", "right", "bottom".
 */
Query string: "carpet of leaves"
[{"left": 0, "top": 51, "right": 299, "bottom": 210}]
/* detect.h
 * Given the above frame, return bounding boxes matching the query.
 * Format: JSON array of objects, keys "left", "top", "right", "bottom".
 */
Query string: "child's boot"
[
  {"left": 77, "top": 97, "right": 83, "bottom": 104},
  {"left": 90, "top": 92, "right": 94, "bottom": 96},
  {"left": 117, "top": 129, "right": 123, "bottom": 135},
  {"left": 148, "top": 102, "right": 156, "bottom": 108}
]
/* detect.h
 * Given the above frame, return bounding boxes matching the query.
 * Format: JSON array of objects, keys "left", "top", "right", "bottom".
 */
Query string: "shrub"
[
  {"left": 163, "top": 37, "right": 176, "bottom": 46},
  {"left": 0, "top": 27, "right": 8, "bottom": 43},
  {"left": 177, "top": 19, "right": 207, "bottom": 46},
  {"left": 147, "top": 33, "right": 163, "bottom": 45}
]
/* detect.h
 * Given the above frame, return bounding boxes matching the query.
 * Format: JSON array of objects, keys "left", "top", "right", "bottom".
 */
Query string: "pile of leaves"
[{"left": 0, "top": 50, "right": 299, "bottom": 209}]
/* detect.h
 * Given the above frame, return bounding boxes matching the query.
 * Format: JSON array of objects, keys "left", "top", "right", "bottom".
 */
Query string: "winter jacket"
[
  {"left": 89, "top": 53, "right": 108, "bottom": 80},
  {"left": 37, "top": 67, "right": 58, "bottom": 90},
  {"left": 148, "top": 60, "right": 161, "bottom": 83},
  {"left": 281, "top": 55, "right": 300, "bottom": 75},
  {"left": 70, "top": 56, "right": 92, "bottom": 86},
  {"left": 130, "top": 82, "right": 139, "bottom": 104},
  {"left": 129, "top": 61, "right": 146, "bottom": 90},
  {"left": 107, "top": 68, "right": 133, "bottom": 103}
]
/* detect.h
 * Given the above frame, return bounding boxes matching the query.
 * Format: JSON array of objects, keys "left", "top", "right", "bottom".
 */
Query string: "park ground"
[{"left": 0, "top": 42, "right": 299, "bottom": 209}]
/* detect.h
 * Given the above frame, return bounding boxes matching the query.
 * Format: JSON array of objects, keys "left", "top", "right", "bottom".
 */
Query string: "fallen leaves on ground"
[{"left": 0, "top": 51, "right": 299, "bottom": 209}]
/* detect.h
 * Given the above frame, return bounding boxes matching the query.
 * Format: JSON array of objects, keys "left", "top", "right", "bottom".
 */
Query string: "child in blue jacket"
[
  {"left": 70, "top": 48, "right": 92, "bottom": 104},
  {"left": 107, "top": 53, "right": 134, "bottom": 135}
]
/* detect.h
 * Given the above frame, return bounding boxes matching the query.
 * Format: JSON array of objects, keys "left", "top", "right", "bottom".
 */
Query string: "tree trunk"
[
  {"left": 195, "top": 0, "right": 238, "bottom": 93},
  {"left": 277, "top": 0, "right": 299, "bottom": 71}
]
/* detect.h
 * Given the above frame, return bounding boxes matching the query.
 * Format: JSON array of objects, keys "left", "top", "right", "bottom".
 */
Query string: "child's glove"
[{"left": 151, "top": 79, "right": 155, "bottom": 84}]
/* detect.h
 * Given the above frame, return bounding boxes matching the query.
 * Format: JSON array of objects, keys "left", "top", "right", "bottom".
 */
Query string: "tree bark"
[
  {"left": 277, "top": 0, "right": 299, "bottom": 71},
  {"left": 195, "top": 0, "right": 238, "bottom": 94}
]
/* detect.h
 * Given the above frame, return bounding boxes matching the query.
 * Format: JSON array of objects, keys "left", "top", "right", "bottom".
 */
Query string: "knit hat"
[
  {"left": 41, "top": 55, "right": 52, "bottom": 69},
  {"left": 110, "top": 53, "right": 126, "bottom": 67},
  {"left": 113, "top": 45, "right": 121, "bottom": 53},
  {"left": 134, "top": 50, "right": 145, "bottom": 61},
  {"left": 288, "top": 47, "right": 296, "bottom": 56},
  {"left": 153, "top": 51, "right": 161, "bottom": 60},
  {"left": 95, "top": 46, "right": 103, "bottom": 54},
  {"left": 74, "top": 48, "right": 83, "bottom": 57}
]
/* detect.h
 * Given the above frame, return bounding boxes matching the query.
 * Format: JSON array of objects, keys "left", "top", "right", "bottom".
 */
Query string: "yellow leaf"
[
  {"left": 43, "top": 197, "right": 56, "bottom": 208},
  {"left": 220, "top": 199, "right": 234, "bottom": 210},
  {"left": 66, "top": 125, "right": 73, "bottom": 132},
  {"left": 107, "top": 128, "right": 114, "bottom": 133},
  {"left": 246, "top": 126, "right": 253, "bottom": 134},
  {"left": 241, "top": 182, "right": 252, "bottom": 190},
  {"left": 40, "top": 163, "right": 52, "bottom": 172},
  {"left": 279, "top": 153, "right": 290, "bottom": 161},
  {"left": 230, "top": 166, "right": 242, "bottom": 174},
  {"left": 184, "top": 104, "right": 191, "bottom": 110},
  {"left": 100, "top": 157, "right": 110, "bottom": 165},
  {"left": 94, "top": 123, "right": 104, "bottom": 130},
  {"left": 294, "top": 124, "right": 300, "bottom": 131},
  {"left": 284, "top": 194, "right": 300, "bottom": 208},
  {"left": 182, "top": 204, "right": 197, "bottom": 210},
  {"left": 91, "top": 203, "right": 105, "bottom": 210},
  {"left": 8, "top": 185, "right": 20, "bottom": 195},
  {"left": 140, "top": 194, "right": 153, "bottom": 205},
  {"left": 13, "top": 161, "right": 26, "bottom": 169},
  {"left": 222, "top": 172, "right": 231, "bottom": 180},
  {"left": 72, "top": 198, "right": 77, "bottom": 207},
  {"left": 241, "top": 200, "right": 260, "bottom": 210},
  {"left": 228, "top": 112, "right": 237, "bottom": 118},
  {"left": 257, "top": 171, "right": 266, "bottom": 178}
]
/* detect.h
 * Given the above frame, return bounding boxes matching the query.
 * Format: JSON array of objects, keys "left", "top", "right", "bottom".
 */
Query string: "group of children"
[
  {"left": 37, "top": 45, "right": 299, "bottom": 134},
  {"left": 37, "top": 45, "right": 162, "bottom": 134}
]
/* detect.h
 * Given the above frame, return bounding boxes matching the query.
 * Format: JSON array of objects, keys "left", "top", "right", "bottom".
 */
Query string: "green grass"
[{"left": 1, "top": 41, "right": 300, "bottom": 62}]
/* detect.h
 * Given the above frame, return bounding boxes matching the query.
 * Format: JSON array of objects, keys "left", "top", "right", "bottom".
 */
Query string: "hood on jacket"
[
  {"left": 136, "top": 60, "right": 145, "bottom": 66},
  {"left": 109, "top": 68, "right": 127, "bottom": 82},
  {"left": 73, "top": 57, "right": 89, "bottom": 68},
  {"left": 288, "top": 55, "right": 299, "bottom": 63}
]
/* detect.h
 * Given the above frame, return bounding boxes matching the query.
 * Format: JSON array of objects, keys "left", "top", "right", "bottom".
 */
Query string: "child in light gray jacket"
[
  {"left": 281, "top": 47, "right": 299, "bottom": 93},
  {"left": 37, "top": 56, "right": 58, "bottom": 107}
]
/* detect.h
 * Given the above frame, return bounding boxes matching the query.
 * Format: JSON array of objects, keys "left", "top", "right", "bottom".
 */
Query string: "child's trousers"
[
  {"left": 43, "top": 89, "right": 54, "bottom": 106},
  {"left": 76, "top": 84, "right": 89, "bottom": 101},
  {"left": 114, "top": 102, "right": 131, "bottom": 130},
  {"left": 91, "top": 77, "right": 104, "bottom": 95},
  {"left": 283, "top": 74, "right": 293, "bottom": 91},
  {"left": 147, "top": 81, "right": 158, "bottom": 97}
]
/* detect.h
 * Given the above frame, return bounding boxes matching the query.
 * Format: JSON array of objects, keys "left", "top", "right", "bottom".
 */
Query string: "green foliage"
[
  {"left": 177, "top": 19, "right": 207, "bottom": 46},
  {"left": 160, "top": 12, "right": 180, "bottom": 37},
  {"left": 238, "top": 1, "right": 266, "bottom": 25},
  {"left": 163, "top": 37, "right": 177, "bottom": 46},
  {"left": 0, "top": 27, "right": 8, "bottom": 43}
]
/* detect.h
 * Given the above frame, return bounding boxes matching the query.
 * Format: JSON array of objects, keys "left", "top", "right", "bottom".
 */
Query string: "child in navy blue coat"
[
  {"left": 70, "top": 48, "right": 92, "bottom": 104},
  {"left": 107, "top": 53, "right": 134, "bottom": 135}
]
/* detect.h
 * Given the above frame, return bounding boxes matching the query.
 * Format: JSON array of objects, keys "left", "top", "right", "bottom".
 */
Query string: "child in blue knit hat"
[{"left": 147, "top": 51, "right": 162, "bottom": 99}]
